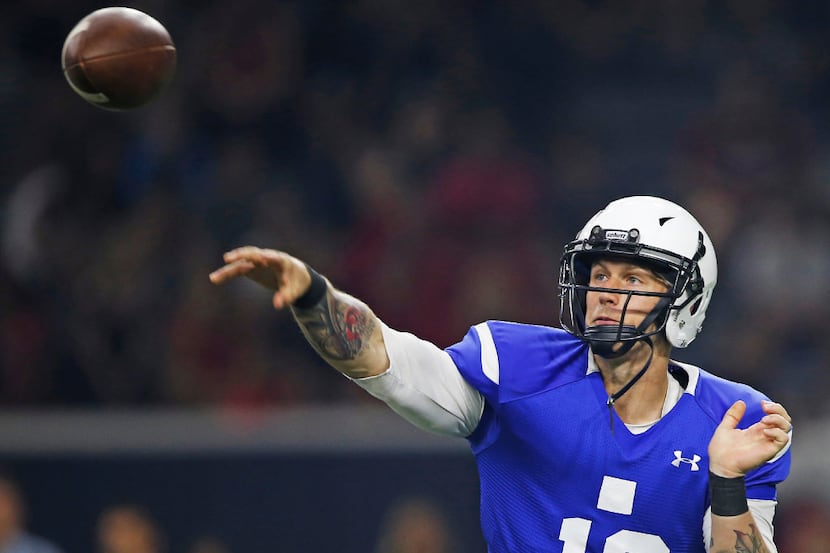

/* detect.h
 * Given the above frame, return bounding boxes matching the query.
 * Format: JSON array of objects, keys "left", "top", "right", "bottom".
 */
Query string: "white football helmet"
[{"left": 559, "top": 196, "right": 717, "bottom": 352}]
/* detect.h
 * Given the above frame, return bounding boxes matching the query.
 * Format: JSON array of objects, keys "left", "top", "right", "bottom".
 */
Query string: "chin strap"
[
  {"left": 605, "top": 336, "right": 654, "bottom": 433},
  {"left": 584, "top": 325, "right": 641, "bottom": 358},
  {"left": 583, "top": 296, "right": 672, "bottom": 359}
]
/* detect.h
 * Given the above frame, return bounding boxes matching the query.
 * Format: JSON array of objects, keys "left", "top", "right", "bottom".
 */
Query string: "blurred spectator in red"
[
  {"left": 190, "top": 1, "right": 303, "bottom": 125},
  {"left": 337, "top": 145, "right": 424, "bottom": 333},
  {"left": 165, "top": 265, "right": 315, "bottom": 407},
  {"left": 336, "top": 85, "right": 453, "bottom": 332},
  {"left": 406, "top": 108, "right": 553, "bottom": 346}
]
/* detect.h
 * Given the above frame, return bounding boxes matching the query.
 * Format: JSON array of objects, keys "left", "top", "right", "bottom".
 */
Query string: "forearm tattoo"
[
  {"left": 291, "top": 289, "right": 376, "bottom": 362},
  {"left": 712, "top": 524, "right": 768, "bottom": 553}
]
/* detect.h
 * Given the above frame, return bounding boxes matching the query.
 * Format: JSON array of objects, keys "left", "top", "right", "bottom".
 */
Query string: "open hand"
[
  {"left": 208, "top": 246, "right": 312, "bottom": 309},
  {"left": 708, "top": 400, "right": 792, "bottom": 478}
]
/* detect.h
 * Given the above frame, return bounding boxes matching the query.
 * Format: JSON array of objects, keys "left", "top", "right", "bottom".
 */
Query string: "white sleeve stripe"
[{"left": 474, "top": 322, "right": 500, "bottom": 384}]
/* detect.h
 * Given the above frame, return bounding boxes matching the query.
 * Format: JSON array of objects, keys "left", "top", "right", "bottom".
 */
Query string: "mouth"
[{"left": 591, "top": 316, "right": 619, "bottom": 326}]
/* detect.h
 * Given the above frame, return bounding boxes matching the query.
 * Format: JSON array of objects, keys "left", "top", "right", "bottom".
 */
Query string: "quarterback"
[{"left": 210, "top": 196, "right": 792, "bottom": 552}]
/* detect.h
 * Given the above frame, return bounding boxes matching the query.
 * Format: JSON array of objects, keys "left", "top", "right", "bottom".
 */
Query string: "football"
[{"left": 61, "top": 7, "right": 176, "bottom": 110}]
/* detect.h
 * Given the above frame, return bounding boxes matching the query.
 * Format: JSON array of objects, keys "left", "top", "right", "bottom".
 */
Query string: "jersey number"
[{"left": 559, "top": 518, "right": 669, "bottom": 552}]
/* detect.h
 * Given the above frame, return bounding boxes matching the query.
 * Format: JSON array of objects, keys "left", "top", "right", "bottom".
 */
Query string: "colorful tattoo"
[{"left": 292, "top": 289, "right": 375, "bottom": 361}]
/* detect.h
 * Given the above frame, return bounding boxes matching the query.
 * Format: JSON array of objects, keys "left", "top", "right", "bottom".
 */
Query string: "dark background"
[{"left": 5, "top": 451, "right": 484, "bottom": 553}]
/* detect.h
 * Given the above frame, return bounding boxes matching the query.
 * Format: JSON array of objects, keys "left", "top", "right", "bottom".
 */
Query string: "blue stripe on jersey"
[{"left": 446, "top": 321, "right": 791, "bottom": 553}]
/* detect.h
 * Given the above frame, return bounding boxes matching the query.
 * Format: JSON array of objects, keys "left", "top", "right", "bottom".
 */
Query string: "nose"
[
  {"left": 595, "top": 278, "right": 626, "bottom": 304},
  {"left": 596, "top": 287, "right": 622, "bottom": 305}
]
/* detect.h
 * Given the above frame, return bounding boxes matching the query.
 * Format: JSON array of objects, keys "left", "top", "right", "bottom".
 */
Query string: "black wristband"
[
  {"left": 709, "top": 471, "right": 749, "bottom": 516},
  {"left": 292, "top": 264, "right": 328, "bottom": 309}
]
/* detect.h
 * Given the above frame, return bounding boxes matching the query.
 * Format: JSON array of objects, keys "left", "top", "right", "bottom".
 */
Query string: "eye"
[{"left": 590, "top": 271, "right": 608, "bottom": 283}]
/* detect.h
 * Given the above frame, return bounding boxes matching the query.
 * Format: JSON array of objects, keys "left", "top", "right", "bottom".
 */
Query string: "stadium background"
[{"left": 1, "top": 0, "right": 829, "bottom": 551}]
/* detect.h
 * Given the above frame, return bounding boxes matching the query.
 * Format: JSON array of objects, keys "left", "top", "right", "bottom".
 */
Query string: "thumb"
[
  {"left": 719, "top": 400, "right": 746, "bottom": 431},
  {"left": 272, "top": 290, "right": 290, "bottom": 310}
]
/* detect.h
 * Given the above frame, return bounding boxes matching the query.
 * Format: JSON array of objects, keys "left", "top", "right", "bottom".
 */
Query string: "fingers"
[
  {"left": 762, "top": 426, "right": 791, "bottom": 446},
  {"left": 222, "top": 246, "right": 282, "bottom": 265},
  {"left": 755, "top": 400, "right": 792, "bottom": 448},
  {"left": 272, "top": 291, "right": 291, "bottom": 310},
  {"left": 761, "top": 413, "right": 791, "bottom": 432},
  {"left": 761, "top": 400, "right": 788, "bottom": 416},
  {"left": 208, "top": 259, "right": 256, "bottom": 284},
  {"left": 760, "top": 400, "right": 792, "bottom": 455},
  {"left": 710, "top": 399, "right": 792, "bottom": 478},
  {"left": 762, "top": 400, "right": 792, "bottom": 429},
  {"left": 761, "top": 401, "right": 793, "bottom": 435},
  {"left": 718, "top": 400, "right": 746, "bottom": 431},
  {"left": 209, "top": 247, "right": 289, "bottom": 286}
]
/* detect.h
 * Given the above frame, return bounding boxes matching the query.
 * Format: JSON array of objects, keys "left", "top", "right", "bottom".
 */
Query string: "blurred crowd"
[
  {"left": 0, "top": 468, "right": 230, "bottom": 553},
  {"left": 1, "top": 0, "right": 829, "bottom": 422}
]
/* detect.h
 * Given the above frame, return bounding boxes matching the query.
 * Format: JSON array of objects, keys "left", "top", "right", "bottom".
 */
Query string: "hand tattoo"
[
  {"left": 291, "top": 289, "right": 375, "bottom": 361},
  {"left": 734, "top": 525, "right": 765, "bottom": 553},
  {"left": 712, "top": 523, "right": 768, "bottom": 553}
]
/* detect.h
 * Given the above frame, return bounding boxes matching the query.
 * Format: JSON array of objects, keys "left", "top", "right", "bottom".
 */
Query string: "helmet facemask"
[{"left": 559, "top": 224, "right": 707, "bottom": 358}]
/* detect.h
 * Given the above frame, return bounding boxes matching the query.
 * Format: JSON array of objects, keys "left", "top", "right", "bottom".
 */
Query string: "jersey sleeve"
[
  {"left": 444, "top": 322, "right": 501, "bottom": 404},
  {"left": 445, "top": 320, "right": 589, "bottom": 406}
]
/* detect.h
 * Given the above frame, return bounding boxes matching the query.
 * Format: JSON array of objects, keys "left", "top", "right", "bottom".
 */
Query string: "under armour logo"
[{"left": 671, "top": 450, "right": 701, "bottom": 471}]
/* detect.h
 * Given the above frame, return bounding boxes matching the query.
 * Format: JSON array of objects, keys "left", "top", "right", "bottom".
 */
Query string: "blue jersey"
[{"left": 446, "top": 321, "right": 791, "bottom": 553}]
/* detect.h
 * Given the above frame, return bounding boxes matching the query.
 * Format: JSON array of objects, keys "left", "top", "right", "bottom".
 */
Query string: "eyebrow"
[
  {"left": 591, "top": 260, "right": 652, "bottom": 272},
  {"left": 591, "top": 261, "right": 667, "bottom": 283}
]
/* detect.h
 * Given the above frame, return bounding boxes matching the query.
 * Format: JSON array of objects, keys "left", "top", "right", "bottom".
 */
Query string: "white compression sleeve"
[{"left": 349, "top": 323, "right": 484, "bottom": 437}]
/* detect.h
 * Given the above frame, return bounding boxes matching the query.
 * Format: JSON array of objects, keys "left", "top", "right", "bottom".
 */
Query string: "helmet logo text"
[{"left": 604, "top": 230, "right": 631, "bottom": 241}]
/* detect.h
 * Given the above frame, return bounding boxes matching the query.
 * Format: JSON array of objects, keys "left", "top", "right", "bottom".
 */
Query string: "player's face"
[{"left": 585, "top": 258, "right": 670, "bottom": 331}]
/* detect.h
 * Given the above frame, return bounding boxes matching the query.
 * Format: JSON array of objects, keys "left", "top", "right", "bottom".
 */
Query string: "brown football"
[{"left": 61, "top": 7, "right": 176, "bottom": 110}]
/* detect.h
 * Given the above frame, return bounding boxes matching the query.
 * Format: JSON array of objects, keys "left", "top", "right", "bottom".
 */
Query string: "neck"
[{"left": 594, "top": 340, "right": 670, "bottom": 425}]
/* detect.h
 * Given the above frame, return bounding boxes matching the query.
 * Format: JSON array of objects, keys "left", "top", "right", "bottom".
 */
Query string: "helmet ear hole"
[
  {"left": 689, "top": 278, "right": 703, "bottom": 295},
  {"left": 689, "top": 297, "right": 702, "bottom": 316}
]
